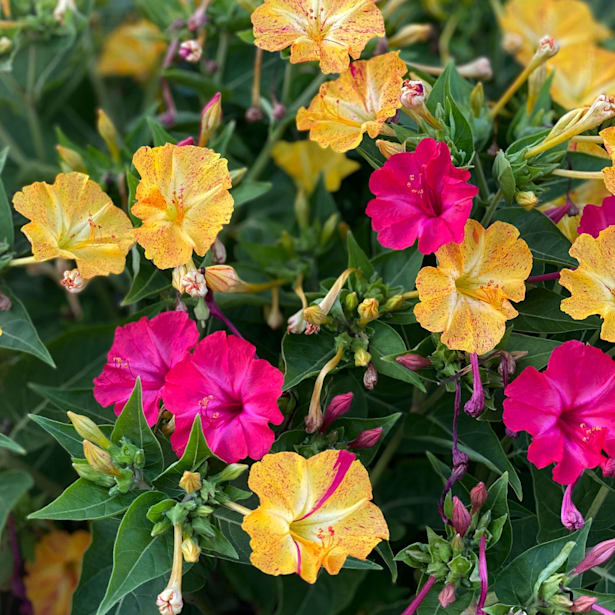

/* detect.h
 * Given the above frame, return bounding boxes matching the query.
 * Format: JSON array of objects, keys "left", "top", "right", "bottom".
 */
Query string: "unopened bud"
[
  {"left": 96, "top": 109, "right": 120, "bottom": 162},
  {"left": 246, "top": 106, "right": 264, "bottom": 122},
  {"left": 287, "top": 308, "right": 306, "bottom": 334},
  {"left": 294, "top": 189, "right": 310, "bottom": 228},
  {"left": 67, "top": 411, "right": 110, "bottom": 449},
  {"left": 83, "top": 440, "right": 120, "bottom": 477},
  {"left": 179, "top": 40, "right": 202, "bottom": 63},
  {"left": 199, "top": 92, "right": 222, "bottom": 147},
  {"left": 573, "top": 537, "right": 615, "bottom": 574},
  {"left": 470, "top": 82, "right": 485, "bottom": 117},
  {"left": 363, "top": 363, "right": 378, "bottom": 390},
  {"left": 72, "top": 461, "right": 115, "bottom": 486},
  {"left": 452, "top": 497, "right": 472, "bottom": 537},
  {"left": 61, "top": 269, "right": 86, "bottom": 294},
  {"left": 502, "top": 32, "right": 523, "bottom": 54},
  {"left": 458, "top": 57, "right": 493, "bottom": 81},
  {"left": 151, "top": 518, "right": 172, "bottom": 536},
  {"left": 204, "top": 59, "right": 218, "bottom": 74},
  {"left": 396, "top": 353, "right": 431, "bottom": 370},
  {"left": 210, "top": 239, "right": 227, "bottom": 264},
  {"left": 320, "top": 213, "right": 339, "bottom": 246},
  {"left": 177, "top": 137, "right": 195, "bottom": 146},
  {"left": 388, "top": 23, "right": 432, "bottom": 48},
  {"left": 344, "top": 292, "right": 359, "bottom": 311},
  {"left": 357, "top": 298, "right": 379, "bottom": 326},
  {"left": 321, "top": 393, "right": 354, "bottom": 432},
  {"left": 56, "top": 145, "right": 87, "bottom": 173},
  {"left": 204, "top": 265, "right": 244, "bottom": 293},
  {"left": 384, "top": 295, "right": 404, "bottom": 311},
  {"left": 179, "top": 471, "right": 202, "bottom": 494},
  {"left": 375, "top": 139, "right": 405, "bottom": 160},
  {"left": 161, "top": 413, "right": 175, "bottom": 436},
  {"left": 570, "top": 596, "right": 598, "bottom": 613},
  {"left": 354, "top": 347, "right": 371, "bottom": 367},
  {"left": 213, "top": 463, "right": 248, "bottom": 483},
  {"left": 438, "top": 583, "right": 456, "bottom": 608},
  {"left": 272, "top": 100, "right": 285, "bottom": 120},
  {"left": 195, "top": 505, "right": 214, "bottom": 517},
  {"left": 470, "top": 482, "right": 488, "bottom": 515},
  {"left": 537, "top": 35, "right": 559, "bottom": 59},
  {"left": 515, "top": 191, "right": 538, "bottom": 210},
  {"left": 0, "top": 36, "right": 12, "bottom": 54},
  {"left": 349, "top": 427, "right": 383, "bottom": 449},
  {"left": 181, "top": 536, "right": 201, "bottom": 562}
]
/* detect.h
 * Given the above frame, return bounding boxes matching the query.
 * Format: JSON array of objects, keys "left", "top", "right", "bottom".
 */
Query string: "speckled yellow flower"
[
  {"left": 560, "top": 226, "right": 615, "bottom": 342},
  {"left": 242, "top": 449, "right": 388, "bottom": 584},
  {"left": 498, "top": 0, "right": 609, "bottom": 67},
  {"left": 414, "top": 219, "right": 533, "bottom": 354},
  {"left": 98, "top": 19, "right": 166, "bottom": 82},
  {"left": 251, "top": 0, "right": 384, "bottom": 74},
  {"left": 296, "top": 52, "right": 406, "bottom": 152},
  {"left": 12, "top": 172, "right": 135, "bottom": 279},
  {"left": 272, "top": 140, "right": 360, "bottom": 194},
  {"left": 24, "top": 529, "right": 90, "bottom": 615},
  {"left": 132, "top": 144, "right": 234, "bottom": 269},
  {"left": 600, "top": 126, "right": 615, "bottom": 196}
]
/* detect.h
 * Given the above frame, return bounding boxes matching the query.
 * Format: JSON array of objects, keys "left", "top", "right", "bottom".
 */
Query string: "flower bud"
[
  {"left": 573, "top": 537, "right": 615, "bottom": 574},
  {"left": 470, "top": 82, "right": 485, "bottom": 118},
  {"left": 198, "top": 92, "right": 222, "bottom": 147},
  {"left": 502, "top": 32, "right": 523, "bottom": 54},
  {"left": 395, "top": 353, "right": 431, "bottom": 370},
  {"left": 388, "top": 23, "right": 432, "bottom": 48},
  {"left": 458, "top": 57, "right": 493, "bottom": 81},
  {"left": 537, "top": 35, "right": 559, "bottom": 60},
  {"left": 515, "top": 191, "right": 538, "bottom": 211},
  {"left": 452, "top": 497, "right": 472, "bottom": 537},
  {"left": 151, "top": 518, "right": 172, "bottom": 536},
  {"left": 246, "top": 106, "right": 264, "bottom": 122},
  {"left": 0, "top": 36, "right": 12, "bottom": 55},
  {"left": 177, "top": 137, "right": 195, "bottom": 146},
  {"left": 344, "top": 292, "right": 359, "bottom": 311},
  {"left": 96, "top": 109, "right": 120, "bottom": 162},
  {"left": 349, "top": 427, "right": 383, "bottom": 449},
  {"left": 204, "top": 59, "right": 218, "bottom": 74},
  {"left": 179, "top": 39, "right": 202, "bottom": 63},
  {"left": 438, "top": 583, "right": 456, "bottom": 608},
  {"left": 179, "top": 471, "right": 202, "bottom": 494},
  {"left": 195, "top": 505, "right": 214, "bottom": 517},
  {"left": 272, "top": 100, "right": 286, "bottom": 120},
  {"left": 67, "top": 411, "right": 110, "bottom": 449},
  {"left": 354, "top": 347, "right": 371, "bottom": 367},
  {"left": 230, "top": 167, "right": 247, "bottom": 185},
  {"left": 287, "top": 309, "right": 306, "bottom": 334},
  {"left": 384, "top": 295, "right": 404, "bottom": 311},
  {"left": 363, "top": 363, "right": 378, "bottom": 390},
  {"left": 83, "top": 440, "right": 120, "bottom": 477},
  {"left": 321, "top": 392, "right": 354, "bottom": 432},
  {"left": 210, "top": 239, "right": 227, "bottom": 264},
  {"left": 161, "top": 413, "right": 175, "bottom": 437},
  {"left": 470, "top": 482, "right": 488, "bottom": 515},
  {"left": 357, "top": 298, "right": 379, "bottom": 326},
  {"left": 320, "top": 213, "right": 339, "bottom": 246},
  {"left": 56, "top": 145, "right": 87, "bottom": 173},
  {"left": 294, "top": 189, "right": 310, "bottom": 228},
  {"left": 570, "top": 596, "right": 598, "bottom": 613},
  {"left": 61, "top": 269, "right": 87, "bottom": 294},
  {"left": 204, "top": 265, "right": 245, "bottom": 293},
  {"left": 212, "top": 463, "right": 248, "bottom": 483},
  {"left": 72, "top": 461, "right": 115, "bottom": 487},
  {"left": 181, "top": 536, "right": 201, "bottom": 562},
  {"left": 375, "top": 139, "right": 405, "bottom": 160},
  {"left": 0, "top": 292, "right": 10, "bottom": 311}
]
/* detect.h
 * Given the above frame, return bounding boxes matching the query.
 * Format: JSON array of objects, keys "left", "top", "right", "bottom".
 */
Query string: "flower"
[
  {"left": 93, "top": 311, "right": 199, "bottom": 426},
  {"left": 503, "top": 340, "right": 615, "bottom": 484},
  {"left": 366, "top": 139, "right": 479, "bottom": 254},
  {"left": 251, "top": 0, "right": 384, "bottom": 74},
  {"left": 296, "top": 52, "right": 407, "bottom": 153},
  {"left": 61, "top": 268, "right": 87, "bottom": 294},
  {"left": 97, "top": 19, "right": 166, "bottom": 82},
  {"left": 271, "top": 140, "right": 360, "bottom": 195},
  {"left": 560, "top": 226, "right": 615, "bottom": 342},
  {"left": 578, "top": 196, "right": 615, "bottom": 237},
  {"left": 601, "top": 126, "right": 615, "bottom": 196},
  {"left": 162, "top": 331, "right": 284, "bottom": 463},
  {"left": 497, "top": 0, "right": 609, "bottom": 67},
  {"left": 242, "top": 449, "right": 389, "bottom": 583},
  {"left": 131, "top": 144, "right": 234, "bottom": 269},
  {"left": 179, "top": 40, "right": 202, "bottom": 63},
  {"left": 12, "top": 172, "right": 134, "bottom": 279},
  {"left": 414, "top": 219, "right": 532, "bottom": 354},
  {"left": 24, "top": 530, "right": 91, "bottom": 615}
]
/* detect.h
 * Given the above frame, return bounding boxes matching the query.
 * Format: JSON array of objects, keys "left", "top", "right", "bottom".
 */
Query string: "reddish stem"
[
  {"left": 594, "top": 606, "right": 615, "bottom": 615},
  {"left": 476, "top": 534, "right": 488, "bottom": 614},
  {"left": 205, "top": 292, "right": 244, "bottom": 339},
  {"left": 526, "top": 272, "right": 561, "bottom": 283},
  {"left": 401, "top": 576, "right": 437, "bottom": 615}
]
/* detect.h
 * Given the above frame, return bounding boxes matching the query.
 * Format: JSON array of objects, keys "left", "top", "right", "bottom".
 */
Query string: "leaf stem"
[
  {"left": 8, "top": 255, "right": 37, "bottom": 267},
  {"left": 480, "top": 188, "right": 503, "bottom": 226},
  {"left": 586, "top": 484, "right": 610, "bottom": 521},
  {"left": 223, "top": 501, "right": 252, "bottom": 516}
]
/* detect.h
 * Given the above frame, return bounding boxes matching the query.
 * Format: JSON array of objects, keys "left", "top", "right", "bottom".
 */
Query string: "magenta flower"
[
  {"left": 578, "top": 195, "right": 615, "bottom": 237},
  {"left": 503, "top": 340, "right": 615, "bottom": 485},
  {"left": 93, "top": 311, "right": 199, "bottom": 426},
  {"left": 366, "top": 138, "right": 478, "bottom": 254},
  {"left": 162, "top": 331, "right": 284, "bottom": 463}
]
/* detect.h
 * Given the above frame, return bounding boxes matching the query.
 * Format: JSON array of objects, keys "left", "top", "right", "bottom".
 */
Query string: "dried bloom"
[
  {"left": 132, "top": 144, "right": 234, "bottom": 269},
  {"left": 414, "top": 219, "right": 532, "bottom": 354},
  {"left": 363, "top": 363, "right": 378, "bottom": 390},
  {"left": 13, "top": 173, "right": 134, "bottom": 279},
  {"left": 560, "top": 226, "right": 615, "bottom": 342},
  {"left": 251, "top": 0, "right": 385, "bottom": 74},
  {"left": 61, "top": 269, "right": 87, "bottom": 294},
  {"left": 349, "top": 427, "right": 383, "bottom": 449},
  {"left": 375, "top": 139, "right": 405, "bottom": 159},
  {"left": 458, "top": 56, "right": 493, "bottom": 81},
  {"left": 438, "top": 583, "right": 456, "bottom": 608},
  {"left": 272, "top": 140, "right": 359, "bottom": 195},
  {"left": 94, "top": 311, "right": 199, "bottom": 425},
  {"left": 366, "top": 139, "right": 478, "bottom": 254},
  {"left": 179, "top": 471, "right": 202, "bottom": 494},
  {"left": 287, "top": 308, "right": 307, "bottom": 334},
  {"left": 503, "top": 340, "right": 615, "bottom": 484},
  {"left": 242, "top": 450, "right": 389, "bottom": 583},
  {"left": 321, "top": 392, "right": 354, "bottom": 432},
  {"left": 296, "top": 52, "right": 406, "bottom": 152},
  {"left": 162, "top": 331, "right": 284, "bottom": 463},
  {"left": 357, "top": 298, "right": 379, "bottom": 326},
  {"left": 179, "top": 39, "right": 202, "bottom": 63},
  {"left": 305, "top": 346, "right": 344, "bottom": 432},
  {"left": 561, "top": 481, "right": 585, "bottom": 530}
]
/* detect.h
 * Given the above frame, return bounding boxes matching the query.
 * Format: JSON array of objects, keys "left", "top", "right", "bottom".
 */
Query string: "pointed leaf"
[{"left": 0, "top": 470, "right": 33, "bottom": 533}]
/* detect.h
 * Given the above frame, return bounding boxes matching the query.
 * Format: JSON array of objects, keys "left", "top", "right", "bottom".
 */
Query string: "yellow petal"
[
  {"left": 13, "top": 172, "right": 134, "bottom": 279},
  {"left": 296, "top": 52, "right": 406, "bottom": 153},
  {"left": 251, "top": 0, "right": 385, "bottom": 74},
  {"left": 132, "top": 144, "right": 234, "bottom": 269}
]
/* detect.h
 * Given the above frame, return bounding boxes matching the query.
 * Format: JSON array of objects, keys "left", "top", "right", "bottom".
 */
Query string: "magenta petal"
[{"left": 578, "top": 196, "right": 615, "bottom": 238}]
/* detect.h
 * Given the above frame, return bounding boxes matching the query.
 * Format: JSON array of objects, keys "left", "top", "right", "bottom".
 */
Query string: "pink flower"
[
  {"left": 162, "top": 331, "right": 284, "bottom": 463},
  {"left": 503, "top": 340, "right": 615, "bottom": 485},
  {"left": 93, "top": 311, "right": 199, "bottom": 426},
  {"left": 365, "top": 138, "right": 478, "bottom": 254},
  {"left": 578, "top": 195, "right": 615, "bottom": 237}
]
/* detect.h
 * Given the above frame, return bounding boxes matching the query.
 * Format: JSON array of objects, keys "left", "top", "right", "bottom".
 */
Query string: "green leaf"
[
  {"left": 111, "top": 380, "right": 164, "bottom": 481},
  {"left": 483, "top": 473, "right": 512, "bottom": 569},
  {"left": 0, "top": 286, "right": 55, "bottom": 367},
  {"left": 505, "top": 333, "right": 561, "bottom": 370},
  {"left": 122, "top": 258, "right": 170, "bottom": 306},
  {"left": 376, "top": 542, "right": 398, "bottom": 583},
  {"left": 146, "top": 116, "right": 177, "bottom": 147},
  {"left": 29, "top": 479, "right": 136, "bottom": 521},
  {"left": 97, "top": 491, "right": 174, "bottom": 615},
  {"left": 232, "top": 181, "right": 272, "bottom": 207},
  {"left": 493, "top": 151, "right": 516, "bottom": 203},
  {"left": 153, "top": 415, "right": 214, "bottom": 495},
  {"left": 0, "top": 432, "right": 25, "bottom": 455},
  {"left": 426, "top": 62, "right": 473, "bottom": 116},
  {"left": 282, "top": 329, "right": 336, "bottom": 390},
  {"left": 372, "top": 247, "right": 423, "bottom": 291},
  {"left": 369, "top": 321, "right": 426, "bottom": 392},
  {"left": 29, "top": 383, "right": 116, "bottom": 423},
  {"left": 447, "top": 97, "right": 474, "bottom": 157},
  {"left": 346, "top": 230, "right": 375, "bottom": 283},
  {"left": 0, "top": 147, "right": 13, "bottom": 247},
  {"left": 0, "top": 470, "right": 33, "bottom": 533}
]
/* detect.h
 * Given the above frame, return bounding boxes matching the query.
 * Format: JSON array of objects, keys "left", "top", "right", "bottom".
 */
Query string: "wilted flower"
[
  {"left": 179, "top": 471, "right": 202, "bottom": 494},
  {"left": 61, "top": 269, "right": 87, "bottom": 294},
  {"left": 242, "top": 450, "right": 389, "bottom": 583},
  {"left": 561, "top": 481, "right": 585, "bottom": 530},
  {"left": 357, "top": 298, "right": 379, "bottom": 326},
  {"left": 179, "top": 39, "right": 202, "bottom": 63}
]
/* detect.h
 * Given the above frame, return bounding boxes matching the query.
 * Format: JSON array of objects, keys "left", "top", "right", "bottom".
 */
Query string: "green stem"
[
  {"left": 480, "top": 188, "right": 503, "bottom": 226},
  {"left": 214, "top": 30, "right": 229, "bottom": 87},
  {"left": 371, "top": 422, "right": 404, "bottom": 487},
  {"left": 8, "top": 255, "right": 37, "bottom": 267},
  {"left": 473, "top": 153, "right": 489, "bottom": 201},
  {"left": 281, "top": 62, "right": 294, "bottom": 107},
  {"left": 586, "top": 484, "right": 610, "bottom": 521}
]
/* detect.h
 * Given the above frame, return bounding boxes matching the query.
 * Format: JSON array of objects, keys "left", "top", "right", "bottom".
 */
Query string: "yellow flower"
[
  {"left": 242, "top": 449, "right": 388, "bottom": 584},
  {"left": 296, "top": 51, "right": 406, "bottom": 153},
  {"left": 498, "top": 0, "right": 609, "bottom": 67},
  {"left": 271, "top": 140, "right": 359, "bottom": 195},
  {"left": 251, "top": 0, "right": 384, "bottom": 75},
  {"left": 414, "top": 219, "right": 532, "bottom": 354},
  {"left": 550, "top": 45, "right": 615, "bottom": 110},
  {"left": 132, "top": 144, "right": 234, "bottom": 270},
  {"left": 24, "top": 529, "right": 91, "bottom": 615},
  {"left": 13, "top": 172, "right": 134, "bottom": 279},
  {"left": 98, "top": 19, "right": 166, "bottom": 82},
  {"left": 601, "top": 126, "right": 615, "bottom": 196},
  {"left": 560, "top": 226, "right": 615, "bottom": 342}
]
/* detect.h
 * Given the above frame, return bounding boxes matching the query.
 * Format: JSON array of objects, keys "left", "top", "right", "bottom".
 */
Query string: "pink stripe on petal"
[
  {"left": 297, "top": 450, "right": 356, "bottom": 521},
  {"left": 293, "top": 537, "right": 302, "bottom": 575}
]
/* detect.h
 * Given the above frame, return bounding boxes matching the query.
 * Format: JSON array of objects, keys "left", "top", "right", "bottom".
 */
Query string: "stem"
[
  {"left": 223, "top": 501, "right": 252, "bottom": 516},
  {"left": 205, "top": 292, "right": 244, "bottom": 339},
  {"left": 593, "top": 605, "right": 615, "bottom": 615},
  {"left": 480, "top": 188, "right": 503, "bottom": 226},
  {"left": 371, "top": 422, "right": 404, "bottom": 487},
  {"left": 169, "top": 523, "right": 184, "bottom": 587},
  {"left": 281, "top": 62, "right": 294, "bottom": 107},
  {"left": 401, "top": 576, "right": 437, "bottom": 615},
  {"left": 213, "top": 30, "right": 229, "bottom": 87},
  {"left": 251, "top": 48, "right": 264, "bottom": 109},
  {"left": 571, "top": 135, "right": 603, "bottom": 144},
  {"left": 476, "top": 534, "right": 488, "bottom": 614},
  {"left": 490, "top": 58, "right": 542, "bottom": 119},
  {"left": 527, "top": 271, "right": 561, "bottom": 283},
  {"left": 402, "top": 290, "right": 419, "bottom": 299},
  {"left": 552, "top": 168, "right": 605, "bottom": 180},
  {"left": 8, "top": 256, "right": 37, "bottom": 267},
  {"left": 473, "top": 153, "right": 490, "bottom": 201},
  {"left": 587, "top": 484, "right": 610, "bottom": 521}
]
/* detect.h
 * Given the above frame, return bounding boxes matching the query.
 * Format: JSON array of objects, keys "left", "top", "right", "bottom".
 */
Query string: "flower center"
[
  {"left": 199, "top": 394, "right": 243, "bottom": 427},
  {"left": 454, "top": 279, "right": 506, "bottom": 309},
  {"left": 167, "top": 188, "right": 186, "bottom": 224}
]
